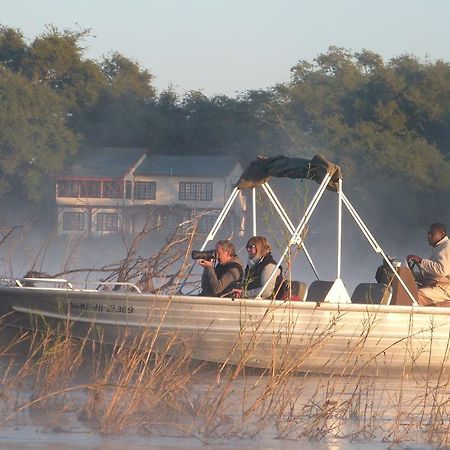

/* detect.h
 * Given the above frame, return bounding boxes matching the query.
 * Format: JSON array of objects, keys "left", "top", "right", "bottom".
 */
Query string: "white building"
[{"left": 55, "top": 148, "right": 243, "bottom": 236}]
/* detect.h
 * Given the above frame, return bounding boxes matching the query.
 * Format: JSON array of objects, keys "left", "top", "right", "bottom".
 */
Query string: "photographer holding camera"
[{"left": 196, "top": 240, "right": 243, "bottom": 297}]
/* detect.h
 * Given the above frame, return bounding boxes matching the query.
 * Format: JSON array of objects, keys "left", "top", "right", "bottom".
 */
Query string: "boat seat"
[
  {"left": 292, "top": 281, "right": 308, "bottom": 301},
  {"left": 351, "top": 283, "right": 392, "bottom": 305},
  {"left": 281, "top": 280, "right": 308, "bottom": 301},
  {"left": 305, "top": 280, "right": 335, "bottom": 303}
]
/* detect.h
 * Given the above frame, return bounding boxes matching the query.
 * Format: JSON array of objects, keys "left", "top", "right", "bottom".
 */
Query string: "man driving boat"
[{"left": 407, "top": 223, "right": 450, "bottom": 306}]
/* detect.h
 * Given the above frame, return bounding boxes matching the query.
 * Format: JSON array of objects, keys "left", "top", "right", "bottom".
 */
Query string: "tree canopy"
[
  {"left": 0, "top": 67, "right": 78, "bottom": 201},
  {"left": 0, "top": 27, "right": 448, "bottom": 234}
]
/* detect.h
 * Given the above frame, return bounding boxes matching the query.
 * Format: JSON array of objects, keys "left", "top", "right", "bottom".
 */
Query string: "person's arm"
[
  {"left": 420, "top": 245, "right": 450, "bottom": 279},
  {"left": 407, "top": 254, "right": 422, "bottom": 264},
  {"left": 204, "top": 266, "right": 241, "bottom": 296},
  {"left": 246, "top": 264, "right": 279, "bottom": 298}
]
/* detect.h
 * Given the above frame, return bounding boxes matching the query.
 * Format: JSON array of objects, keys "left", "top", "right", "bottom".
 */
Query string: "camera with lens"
[{"left": 191, "top": 250, "right": 216, "bottom": 261}]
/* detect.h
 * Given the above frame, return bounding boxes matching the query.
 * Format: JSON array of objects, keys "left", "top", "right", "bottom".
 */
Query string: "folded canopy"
[{"left": 235, "top": 154, "right": 342, "bottom": 192}]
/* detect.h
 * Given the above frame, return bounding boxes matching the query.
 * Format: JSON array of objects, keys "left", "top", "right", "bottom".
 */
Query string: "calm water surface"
[{"left": 0, "top": 427, "right": 440, "bottom": 450}]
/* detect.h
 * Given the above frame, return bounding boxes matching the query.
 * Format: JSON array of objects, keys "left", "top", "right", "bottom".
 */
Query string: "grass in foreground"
[{"left": 0, "top": 316, "right": 449, "bottom": 448}]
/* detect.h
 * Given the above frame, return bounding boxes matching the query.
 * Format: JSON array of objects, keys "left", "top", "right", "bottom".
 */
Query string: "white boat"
[{"left": 1, "top": 154, "right": 449, "bottom": 376}]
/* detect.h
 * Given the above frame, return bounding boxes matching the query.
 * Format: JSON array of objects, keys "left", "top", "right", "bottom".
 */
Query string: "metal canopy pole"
[
  {"left": 256, "top": 173, "right": 332, "bottom": 299},
  {"left": 337, "top": 178, "right": 343, "bottom": 279},
  {"left": 252, "top": 188, "right": 257, "bottom": 236},
  {"left": 262, "top": 183, "right": 320, "bottom": 280},
  {"left": 200, "top": 187, "right": 240, "bottom": 250},
  {"left": 341, "top": 192, "right": 418, "bottom": 306}
]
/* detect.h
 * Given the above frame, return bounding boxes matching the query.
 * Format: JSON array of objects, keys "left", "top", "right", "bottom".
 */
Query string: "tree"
[
  {"left": 82, "top": 52, "right": 156, "bottom": 146},
  {"left": 0, "top": 68, "right": 78, "bottom": 202},
  {"left": 0, "top": 25, "right": 106, "bottom": 135},
  {"left": 0, "top": 26, "right": 28, "bottom": 73},
  {"left": 266, "top": 47, "right": 450, "bottom": 233}
]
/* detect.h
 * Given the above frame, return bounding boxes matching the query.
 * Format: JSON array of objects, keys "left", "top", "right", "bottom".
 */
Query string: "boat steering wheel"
[{"left": 407, "top": 258, "right": 425, "bottom": 287}]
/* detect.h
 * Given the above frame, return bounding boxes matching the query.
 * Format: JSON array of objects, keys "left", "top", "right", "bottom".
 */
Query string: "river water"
[{"left": 0, "top": 327, "right": 447, "bottom": 450}]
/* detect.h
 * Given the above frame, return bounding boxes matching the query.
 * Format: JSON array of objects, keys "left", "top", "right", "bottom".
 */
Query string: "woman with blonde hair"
[{"left": 237, "top": 236, "right": 281, "bottom": 299}]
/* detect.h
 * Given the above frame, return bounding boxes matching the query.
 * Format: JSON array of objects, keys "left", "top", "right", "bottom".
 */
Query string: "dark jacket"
[
  {"left": 200, "top": 255, "right": 244, "bottom": 297},
  {"left": 243, "top": 253, "right": 282, "bottom": 298}
]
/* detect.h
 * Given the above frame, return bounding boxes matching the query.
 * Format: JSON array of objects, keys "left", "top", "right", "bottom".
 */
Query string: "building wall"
[
  {"left": 132, "top": 175, "right": 222, "bottom": 208},
  {"left": 56, "top": 161, "right": 243, "bottom": 236}
]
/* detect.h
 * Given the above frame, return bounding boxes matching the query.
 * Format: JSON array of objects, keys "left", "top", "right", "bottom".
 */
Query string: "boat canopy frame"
[{"left": 184, "top": 154, "right": 418, "bottom": 305}]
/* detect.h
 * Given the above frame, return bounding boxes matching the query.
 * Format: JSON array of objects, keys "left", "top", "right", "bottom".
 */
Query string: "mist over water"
[
  {"left": 0, "top": 182, "right": 445, "bottom": 450},
  {"left": 0, "top": 178, "right": 432, "bottom": 295}
]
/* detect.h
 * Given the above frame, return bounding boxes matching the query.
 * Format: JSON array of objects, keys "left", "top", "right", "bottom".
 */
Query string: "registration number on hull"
[{"left": 70, "top": 302, "right": 134, "bottom": 314}]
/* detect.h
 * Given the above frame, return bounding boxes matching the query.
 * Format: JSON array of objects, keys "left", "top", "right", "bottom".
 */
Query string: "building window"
[
  {"left": 125, "top": 181, "right": 132, "bottom": 199},
  {"left": 103, "top": 181, "right": 123, "bottom": 198},
  {"left": 199, "top": 214, "right": 217, "bottom": 233},
  {"left": 167, "top": 213, "right": 184, "bottom": 233},
  {"left": 134, "top": 181, "right": 156, "bottom": 200},
  {"left": 80, "top": 181, "right": 101, "bottom": 197},
  {"left": 179, "top": 182, "right": 212, "bottom": 201},
  {"left": 96, "top": 212, "right": 119, "bottom": 232},
  {"left": 57, "top": 181, "right": 79, "bottom": 197},
  {"left": 62, "top": 211, "right": 85, "bottom": 231},
  {"left": 57, "top": 180, "right": 103, "bottom": 198}
]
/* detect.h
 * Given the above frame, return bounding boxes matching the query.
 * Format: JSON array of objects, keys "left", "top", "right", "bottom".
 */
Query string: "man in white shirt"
[{"left": 407, "top": 223, "right": 450, "bottom": 306}]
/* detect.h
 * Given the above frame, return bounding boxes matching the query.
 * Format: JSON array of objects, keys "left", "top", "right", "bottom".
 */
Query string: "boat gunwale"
[{"left": 1, "top": 284, "right": 450, "bottom": 317}]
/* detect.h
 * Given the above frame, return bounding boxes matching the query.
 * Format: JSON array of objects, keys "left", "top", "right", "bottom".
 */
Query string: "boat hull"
[{"left": 0, "top": 285, "right": 449, "bottom": 376}]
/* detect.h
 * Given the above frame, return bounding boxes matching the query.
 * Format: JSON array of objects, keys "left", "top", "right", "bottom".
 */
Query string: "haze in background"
[{"left": 2, "top": 0, "right": 450, "bottom": 96}]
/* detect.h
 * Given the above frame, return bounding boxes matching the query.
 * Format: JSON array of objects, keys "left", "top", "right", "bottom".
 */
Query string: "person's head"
[
  {"left": 215, "top": 240, "right": 236, "bottom": 264},
  {"left": 246, "top": 236, "right": 271, "bottom": 261},
  {"left": 427, "top": 223, "right": 447, "bottom": 247}
]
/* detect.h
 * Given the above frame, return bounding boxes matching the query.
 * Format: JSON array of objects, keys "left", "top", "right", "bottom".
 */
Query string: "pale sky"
[{"left": 2, "top": 0, "right": 450, "bottom": 97}]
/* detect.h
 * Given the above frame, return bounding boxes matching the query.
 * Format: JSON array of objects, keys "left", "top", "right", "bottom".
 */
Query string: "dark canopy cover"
[{"left": 235, "top": 154, "right": 342, "bottom": 192}]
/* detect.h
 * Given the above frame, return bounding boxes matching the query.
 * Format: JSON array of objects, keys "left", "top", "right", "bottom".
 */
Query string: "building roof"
[
  {"left": 63, "top": 147, "right": 146, "bottom": 179},
  {"left": 135, "top": 155, "right": 241, "bottom": 177}
]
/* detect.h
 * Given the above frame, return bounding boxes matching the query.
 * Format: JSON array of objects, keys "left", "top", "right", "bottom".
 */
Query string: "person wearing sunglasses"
[
  {"left": 407, "top": 222, "right": 450, "bottom": 306},
  {"left": 233, "top": 236, "right": 281, "bottom": 299}
]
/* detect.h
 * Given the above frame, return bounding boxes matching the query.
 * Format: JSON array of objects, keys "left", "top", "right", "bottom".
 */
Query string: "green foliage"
[
  {"left": 81, "top": 52, "right": 157, "bottom": 147},
  {"left": 270, "top": 46, "right": 450, "bottom": 230},
  {"left": 0, "top": 25, "right": 449, "bottom": 231},
  {"left": 100, "top": 52, "right": 155, "bottom": 98},
  {"left": 0, "top": 26, "right": 28, "bottom": 72},
  {"left": 0, "top": 68, "right": 78, "bottom": 202}
]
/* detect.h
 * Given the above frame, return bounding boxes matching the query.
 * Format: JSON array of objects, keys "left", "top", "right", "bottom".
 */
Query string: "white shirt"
[{"left": 420, "top": 236, "right": 450, "bottom": 284}]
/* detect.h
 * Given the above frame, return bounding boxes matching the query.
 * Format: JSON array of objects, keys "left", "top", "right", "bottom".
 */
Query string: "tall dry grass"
[{"left": 1, "top": 306, "right": 449, "bottom": 448}]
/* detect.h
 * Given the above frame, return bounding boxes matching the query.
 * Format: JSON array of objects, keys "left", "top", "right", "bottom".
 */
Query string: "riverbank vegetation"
[{"left": 0, "top": 25, "right": 449, "bottom": 239}]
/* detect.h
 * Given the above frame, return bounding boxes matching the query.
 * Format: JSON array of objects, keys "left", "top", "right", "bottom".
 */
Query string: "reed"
[{"left": 1, "top": 304, "right": 450, "bottom": 448}]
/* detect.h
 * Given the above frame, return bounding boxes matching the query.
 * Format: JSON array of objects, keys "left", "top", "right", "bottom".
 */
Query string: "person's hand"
[
  {"left": 198, "top": 259, "right": 214, "bottom": 268},
  {"left": 231, "top": 288, "right": 242, "bottom": 298},
  {"left": 407, "top": 254, "right": 422, "bottom": 264}
]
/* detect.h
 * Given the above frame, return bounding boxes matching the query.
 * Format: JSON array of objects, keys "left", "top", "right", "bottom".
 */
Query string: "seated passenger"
[
  {"left": 235, "top": 236, "right": 281, "bottom": 299},
  {"left": 198, "top": 240, "right": 243, "bottom": 297},
  {"left": 407, "top": 222, "right": 450, "bottom": 306}
]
